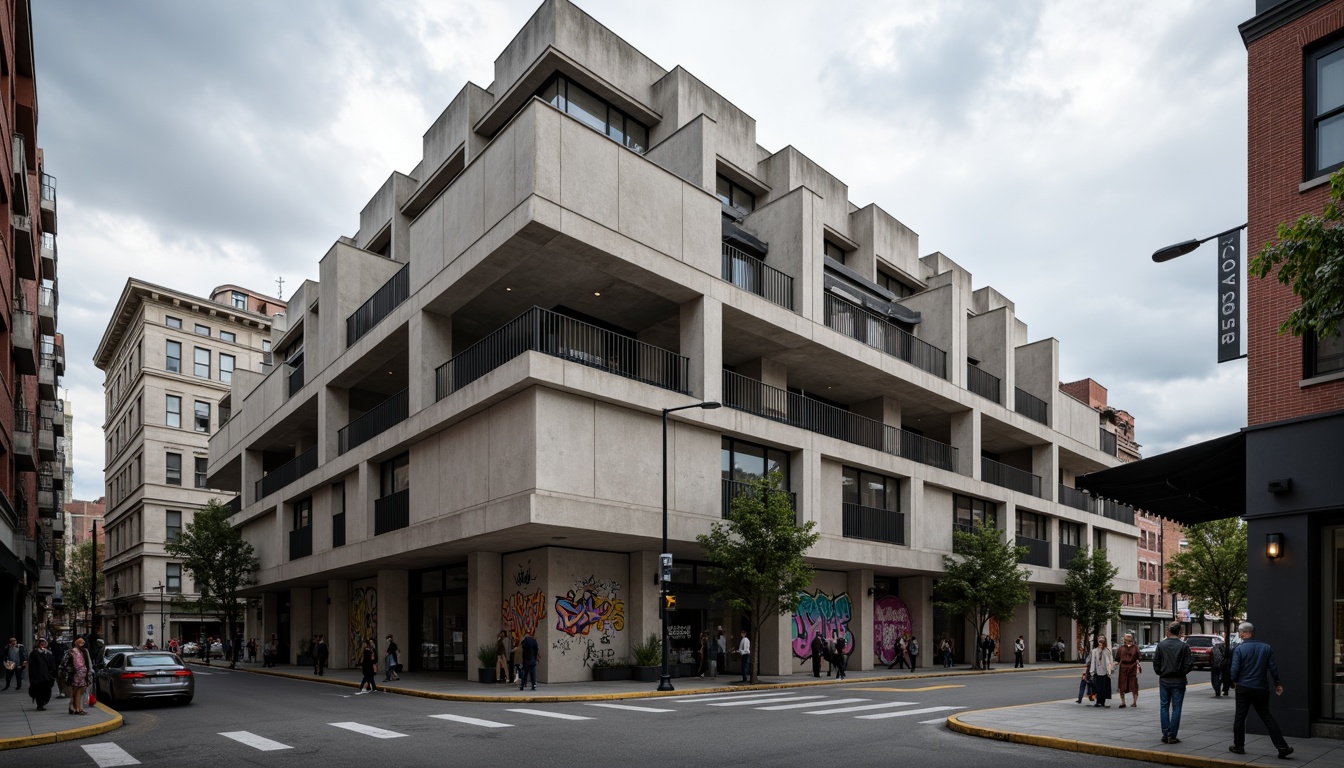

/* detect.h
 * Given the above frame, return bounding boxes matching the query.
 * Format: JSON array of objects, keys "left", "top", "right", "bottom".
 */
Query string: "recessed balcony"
[
  {"left": 981, "top": 456, "right": 1042, "bottom": 497},
  {"left": 720, "top": 243, "right": 794, "bottom": 311},
  {"left": 39, "top": 232, "right": 55, "bottom": 280},
  {"left": 12, "top": 309, "right": 36, "bottom": 374},
  {"left": 37, "top": 284, "right": 55, "bottom": 335},
  {"left": 823, "top": 293, "right": 948, "bottom": 380},
  {"left": 39, "top": 173, "right": 56, "bottom": 235},
  {"left": 13, "top": 408, "right": 35, "bottom": 472}
]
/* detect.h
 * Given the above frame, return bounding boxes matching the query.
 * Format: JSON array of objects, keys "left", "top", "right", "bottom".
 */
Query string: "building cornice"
[{"left": 1240, "top": 0, "right": 1335, "bottom": 47}]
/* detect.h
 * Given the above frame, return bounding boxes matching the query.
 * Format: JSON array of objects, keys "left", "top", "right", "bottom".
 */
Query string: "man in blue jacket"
[{"left": 1227, "top": 621, "right": 1291, "bottom": 759}]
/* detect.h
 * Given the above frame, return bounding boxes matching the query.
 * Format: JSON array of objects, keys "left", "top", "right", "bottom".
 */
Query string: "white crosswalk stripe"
[
  {"left": 506, "top": 709, "right": 594, "bottom": 721},
  {"left": 82, "top": 743, "right": 140, "bottom": 767},
  {"left": 804, "top": 701, "right": 917, "bottom": 715},
  {"left": 856, "top": 705, "right": 964, "bottom": 720},
  {"left": 919, "top": 718, "right": 949, "bottom": 724},
  {"left": 431, "top": 713, "right": 513, "bottom": 728},
  {"left": 756, "top": 697, "right": 869, "bottom": 711},
  {"left": 707, "top": 694, "right": 827, "bottom": 707},
  {"left": 584, "top": 703, "right": 676, "bottom": 713},
  {"left": 669, "top": 691, "right": 781, "bottom": 702},
  {"left": 328, "top": 721, "right": 408, "bottom": 738},
  {"left": 219, "top": 731, "right": 293, "bottom": 751}
]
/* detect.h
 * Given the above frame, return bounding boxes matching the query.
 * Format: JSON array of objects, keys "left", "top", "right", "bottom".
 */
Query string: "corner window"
[
  {"left": 841, "top": 466, "right": 899, "bottom": 511},
  {"left": 1306, "top": 330, "right": 1344, "bottom": 378},
  {"left": 220, "top": 331, "right": 236, "bottom": 343},
  {"left": 720, "top": 437, "right": 790, "bottom": 488},
  {"left": 194, "top": 401, "right": 210, "bottom": 433},
  {"left": 194, "top": 347, "right": 210, "bottom": 378},
  {"left": 877, "top": 270, "right": 916, "bottom": 299},
  {"left": 166, "top": 563, "right": 182, "bottom": 593},
  {"left": 231, "top": 291, "right": 247, "bottom": 310},
  {"left": 220, "top": 353, "right": 235, "bottom": 384},
  {"left": 536, "top": 75, "right": 648, "bottom": 154},
  {"left": 165, "top": 316, "right": 182, "bottom": 329},
  {"left": 715, "top": 174, "right": 756, "bottom": 212},
  {"left": 166, "top": 510, "right": 181, "bottom": 542},
  {"left": 166, "top": 452, "right": 182, "bottom": 486},
  {"left": 165, "top": 395, "right": 181, "bottom": 428},
  {"left": 194, "top": 457, "right": 208, "bottom": 488},
  {"left": 166, "top": 340, "right": 181, "bottom": 373},
  {"left": 1309, "top": 38, "right": 1344, "bottom": 178}
]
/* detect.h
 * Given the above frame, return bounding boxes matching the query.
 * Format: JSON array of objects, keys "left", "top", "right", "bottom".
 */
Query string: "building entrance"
[{"left": 412, "top": 565, "right": 467, "bottom": 672}]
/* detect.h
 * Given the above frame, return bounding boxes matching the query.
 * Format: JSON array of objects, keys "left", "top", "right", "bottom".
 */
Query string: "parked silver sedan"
[{"left": 95, "top": 651, "right": 194, "bottom": 706}]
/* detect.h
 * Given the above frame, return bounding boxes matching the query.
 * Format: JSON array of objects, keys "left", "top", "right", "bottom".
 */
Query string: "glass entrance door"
[{"left": 419, "top": 597, "right": 442, "bottom": 671}]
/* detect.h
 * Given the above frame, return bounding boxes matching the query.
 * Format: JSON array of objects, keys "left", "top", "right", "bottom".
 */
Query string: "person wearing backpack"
[{"left": 1153, "top": 622, "right": 1195, "bottom": 744}]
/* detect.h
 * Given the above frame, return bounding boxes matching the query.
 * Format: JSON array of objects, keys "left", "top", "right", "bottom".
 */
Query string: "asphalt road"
[{"left": 25, "top": 665, "right": 1162, "bottom": 767}]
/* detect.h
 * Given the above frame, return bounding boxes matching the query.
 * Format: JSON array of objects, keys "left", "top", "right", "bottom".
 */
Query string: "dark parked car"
[
  {"left": 1139, "top": 643, "right": 1157, "bottom": 662},
  {"left": 95, "top": 651, "right": 194, "bottom": 705},
  {"left": 1184, "top": 634, "right": 1224, "bottom": 670}
]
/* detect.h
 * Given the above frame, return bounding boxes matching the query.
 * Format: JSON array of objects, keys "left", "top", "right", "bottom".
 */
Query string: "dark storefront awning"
[{"left": 1077, "top": 431, "right": 1246, "bottom": 525}]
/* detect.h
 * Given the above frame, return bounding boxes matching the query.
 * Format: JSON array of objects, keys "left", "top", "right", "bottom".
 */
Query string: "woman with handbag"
[
  {"left": 59, "top": 636, "right": 93, "bottom": 715},
  {"left": 1087, "top": 636, "right": 1116, "bottom": 708}
]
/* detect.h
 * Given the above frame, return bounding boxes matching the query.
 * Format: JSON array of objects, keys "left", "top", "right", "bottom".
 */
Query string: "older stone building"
[{"left": 208, "top": 0, "right": 1139, "bottom": 680}]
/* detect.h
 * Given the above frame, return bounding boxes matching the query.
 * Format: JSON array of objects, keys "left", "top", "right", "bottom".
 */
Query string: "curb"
[
  {"left": 0, "top": 702, "right": 123, "bottom": 751},
  {"left": 946, "top": 703, "right": 1247, "bottom": 768},
  {"left": 203, "top": 660, "right": 1060, "bottom": 704}
]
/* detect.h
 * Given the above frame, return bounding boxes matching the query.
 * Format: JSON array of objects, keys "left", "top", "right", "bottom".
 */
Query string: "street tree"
[
  {"left": 1166, "top": 518, "right": 1247, "bottom": 645},
  {"left": 165, "top": 499, "right": 259, "bottom": 668},
  {"left": 697, "top": 472, "right": 818, "bottom": 683},
  {"left": 62, "top": 538, "right": 104, "bottom": 634},
  {"left": 1059, "top": 546, "right": 1121, "bottom": 645},
  {"left": 1250, "top": 168, "right": 1344, "bottom": 339},
  {"left": 934, "top": 524, "right": 1032, "bottom": 669}
]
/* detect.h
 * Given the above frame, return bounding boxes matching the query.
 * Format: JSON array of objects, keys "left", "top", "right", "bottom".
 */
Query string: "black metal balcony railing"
[
  {"left": 225, "top": 497, "right": 242, "bottom": 515},
  {"left": 721, "top": 478, "right": 797, "bottom": 519},
  {"left": 842, "top": 502, "right": 905, "bottom": 545},
  {"left": 721, "top": 242, "right": 794, "bottom": 310},
  {"left": 1058, "top": 542, "right": 1081, "bottom": 567},
  {"left": 346, "top": 262, "right": 410, "bottom": 347},
  {"left": 289, "top": 525, "right": 313, "bottom": 560},
  {"left": 722, "top": 370, "right": 960, "bottom": 473},
  {"left": 1017, "top": 535, "right": 1051, "bottom": 567},
  {"left": 287, "top": 360, "right": 305, "bottom": 399},
  {"left": 981, "top": 456, "right": 1043, "bottom": 497},
  {"left": 435, "top": 306, "right": 690, "bottom": 400},
  {"left": 966, "top": 364, "right": 1001, "bottom": 404},
  {"left": 374, "top": 489, "right": 410, "bottom": 535},
  {"left": 338, "top": 389, "right": 409, "bottom": 455},
  {"left": 823, "top": 293, "right": 948, "bottom": 379},
  {"left": 332, "top": 512, "right": 346, "bottom": 548},
  {"left": 1096, "top": 497, "right": 1136, "bottom": 525},
  {"left": 1100, "top": 428, "right": 1118, "bottom": 456},
  {"left": 1057, "top": 483, "right": 1091, "bottom": 511},
  {"left": 254, "top": 446, "right": 318, "bottom": 500},
  {"left": 1015, "top": 388, "right": 1048, "bottom": 424}
]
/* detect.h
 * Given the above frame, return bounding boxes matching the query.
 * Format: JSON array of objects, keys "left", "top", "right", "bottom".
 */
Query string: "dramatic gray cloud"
[{"left": 33, "top": 0, "right": 1253, "bottom": 501}]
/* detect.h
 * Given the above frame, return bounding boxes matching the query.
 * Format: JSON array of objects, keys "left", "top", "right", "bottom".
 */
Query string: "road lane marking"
[
  {"left": 82, "top": 743, "right": 140, "bottom": 767},
  {"left": 669, "top": 691, "right": 787, "bottom": 702},
  {"left": 707, "top": 695, "right": 827, "bottom": 707},
  {"left": 804, "top": 701, "right": 917, "bottom": 715},
  {"left": 757, "top": 697, "right": 870, "bottom": 711},
  {"left": 328, "top": 722, "right": 408, "bottom": 738},
  {"left": 849, "top": 685, "right": 964, "bottom": 692},
  {"left": 584, "top": 703, "right": 676, "bottom": 713},
  {"left": 856, "top": 705, "right": 965, "bottom": 720},
  {"left": 919, "top": 718, "right": 948, "bottom": 724},
  {"left": 431, "top": 713, "right": 514, "bottom": 728},
  {"left": 506, "top": 709, "right": 593, "bottom": 721},
  {"left": 219, "top": 731, "right": 293, "bottom": 751}
]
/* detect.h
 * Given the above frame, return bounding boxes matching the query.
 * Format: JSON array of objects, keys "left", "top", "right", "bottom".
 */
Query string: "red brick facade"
[{"left": 1247, "top": 1, "right": 1344, "bottom": 425}]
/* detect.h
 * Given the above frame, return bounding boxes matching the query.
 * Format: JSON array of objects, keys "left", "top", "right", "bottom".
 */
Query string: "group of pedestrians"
[
  {"left": 4, "top": 635, "right": 94, "bottom": 715},
  {"left": 808, "top": 631, "right": 849, "bottom": 679},
  {"left": 1078, "top": 621, "right": 1293, "bottom": 760},
  {"left": 885, "top": 634, "right": 919, "bottom": 670}
]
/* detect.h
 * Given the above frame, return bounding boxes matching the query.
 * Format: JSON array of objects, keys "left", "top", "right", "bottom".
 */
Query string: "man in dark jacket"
[
  {"left": 314, "top": 635, "right": 329, "bottom": 676},
  {"left": 1227, "top": 622, "right": 1291, "bottom": 759},
  {"left": 519, "top": 632, "right": 539, "bottom": 691},
  {"left": 810, "top": 633, "right": 824, "bottom": 678},
  {"left": 1153, "top": 622, "right": 1195, "bottom": 744},
  {"left": 1210, "top": 641, "right": 1229, "bottom": 697},
  {"left": 25, "top": 639, "right": 57, "bottom": 711}
]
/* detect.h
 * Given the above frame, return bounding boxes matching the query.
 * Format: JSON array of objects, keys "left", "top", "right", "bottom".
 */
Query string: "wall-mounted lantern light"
[{"left": 1266, "top": 533, "right": 1284, "bottom": 560}]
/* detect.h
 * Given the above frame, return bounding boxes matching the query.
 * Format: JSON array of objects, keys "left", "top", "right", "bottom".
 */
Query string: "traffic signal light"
[{"left": 664, "top": 594, "right": 677, "bottom": 610}]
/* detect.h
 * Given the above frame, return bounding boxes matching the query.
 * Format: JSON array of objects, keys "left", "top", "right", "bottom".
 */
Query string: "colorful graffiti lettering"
[
  {"left": 349, "top": 586, "right": 378, "bottom": 667},
  {"left": 791, "top": 590, "right": 853, "bottom": 660},
  {"left": 502, "top": 590, "right": 547, "bottom": 645},
  {"left": 554, "top": 576, "right": 625, "bottom": 638},
  {"left": 873, "top": 595, "right": 914, "bottom": 666}
]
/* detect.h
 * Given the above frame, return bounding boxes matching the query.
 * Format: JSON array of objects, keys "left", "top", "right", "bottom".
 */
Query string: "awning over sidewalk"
[{"left": 1076, "top": 431, "right": 1245, "bottom": 525}]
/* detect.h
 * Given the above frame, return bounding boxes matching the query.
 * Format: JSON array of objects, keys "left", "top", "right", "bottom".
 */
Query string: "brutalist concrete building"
[{"left": 208, "top": 0, "right": 1139, "bottom": 681}]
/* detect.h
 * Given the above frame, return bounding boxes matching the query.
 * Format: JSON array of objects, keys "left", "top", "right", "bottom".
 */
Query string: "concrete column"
[
  {"left": 262, "top": 592, "right": 279, "bottom": 651},
  {"left": 409, "top": 310, "right": 452, "bottom": 413},
  {"left": 319, "top": 385, "right": 350, "bottom": 466},
  {"left": 328, "top": 579, "right": 350, "bottom": 669},
  {"left": 901, "top": 576, "right": 935, "bottom": 670},
  {"left": 242, "top": 449, "right": 263, "bottom": 505},
  {"left": 355, "top": 461, "right": 376, "bottom": 541},
  {"left": 1032, "top": 443, "right": 1058, "bottom": 503},
  {"left": 291, "top": 587, "right": 312, "bottom": 663},
  {"left": 847, "top": 569, "right": 874, "bottom": 671},
  {"left": 1002, "top": 500, "right": 1017, "bottom": 543},
  {"left": 1000, "top": 587, "right": 1031, "bottom": 667},
  {"left": 950, "top": 409, "right": 980, "bottom": 479},
  {"left": 628, "top": 551, "right": 659, "bottom": 643},
  {"left": 466, "top": 551, "right": 501, "bottom": 677},
  {"left": 793, "top": 449, "right": 821, "bottom": 528},
  {"left": 738, "top": 357, "right": 787, "bottom": 390},
  {"left": 852, "top": 396, "right": 901, "bottom": 429},
  {"left": 903, "top": 476, "right": 925, "bottom": 550},
  {"left": 762, "top": 612, "right": 791, "bottom": 677},
  {"left": 679, "top": 295, "right": 722, "bottom": 402},
  {"left": 377, "top": 569, "right": 409, "bottom": 666}
]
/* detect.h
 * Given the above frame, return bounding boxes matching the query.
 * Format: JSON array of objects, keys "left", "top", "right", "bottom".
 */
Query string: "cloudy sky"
[{"left": 34, "top": 0, "right": 1251, "bottom": 501}]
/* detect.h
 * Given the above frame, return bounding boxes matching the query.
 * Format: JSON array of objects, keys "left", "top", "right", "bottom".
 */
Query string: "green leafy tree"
[
  {"left": 1058, "top": 546, "right": 1121, "bottom": 645},
  {"left": 697, "top": 472, "right": 819, "bottom": 683},
  {"left": 1250, "top": 169, "right": 1344, "bottom": 339},
  {"left": 1166, "top": 518, "right": 1247, "bottom": 645},
  {"left": 165, "top": 499, "right": 259, "bottom": 667},
  {"left": 62, "top": 538, "right": 104, "bottom": 631},
  {"left": 934, "top": 524, "right": 1032, "bottom": 669}
]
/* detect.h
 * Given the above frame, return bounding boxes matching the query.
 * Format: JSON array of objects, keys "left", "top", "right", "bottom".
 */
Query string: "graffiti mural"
[
  {"left": 873, "top": 595, "right": 915, "bottom": 666},
  {"left": 349, "top": 586, "right": 377, "bottom": 667},
  {"left": 551, "top": 576, "right": 625, "bottom": 666},
  {"left": 502, "top": 590, "right": 547, "bottom": 646},
  {"left": 791, "top": 590, "right": 853, "bottom": 660},
  {"left": 513, "top": 561, "right": 535, "bottom": 587}
]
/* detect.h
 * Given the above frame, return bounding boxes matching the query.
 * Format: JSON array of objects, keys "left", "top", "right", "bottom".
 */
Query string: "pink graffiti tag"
[
  {"left": 554, "top": 589, "right": 626, "bottom": 637},
  {"left": 873, "top": 595, "right": 914, "bottom": 665}
]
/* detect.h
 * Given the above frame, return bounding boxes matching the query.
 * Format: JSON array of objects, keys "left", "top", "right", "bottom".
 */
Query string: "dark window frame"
[
  {"left": 220, "top": 353, "right": 235, "bottom": 384},
  {"left": 231, "top": 291, "right": 247, "bottom": 309},
  {"left": 720, "top": 437, "right": 791, "bottom": 489},
  {"left": 165, "top": 395, "right": 181, "bottom": 428},
  {"left": 294, "top": 497, "right": 312, "bottom": 529},
  {"left": 1305, "top": 329, "right": 1344, "bottom": 378},
  {"left": 380, "top": 452, "right": 410, "bottom": 497},
  {"left": 841, "top": 465, "right": 900, "bottom": 512},
  {"left": 165, "top": 340, "right": 181, "bottom": 373},
  {"left": 1015, "top": 510, "right": 1049, "bottom": 541},
  {"left": 194, "top": 323, "right": 211, "bottom": 336},
  {"left": 166, "top": 563, "right": 182, "bottom": 593},
  {"left": 1306, "top": 33, "right": 1344, "bottom": 179},
  {"left": 220, "top": 330, "right": 236, "bottom": 343},
  {"left": 536, "top": 73, "right": 649, "bottom": 154},
  {"left": 166, "top": 510, "right": 181, "bottom": 542},
  {"left": 953, "top": 493, "right": 997, "bottom": 530},
  {"left": 193, "top": 347, "right": 210, "bottom": 378},
  {"left": 194, "top": 457, "right": 208, "bottom": 488},
  {"left": 166, "top": 452, "right": 182, "bottom": 486},
  {"left": 823, "top": 239, "right": 848, "bottom": 265},
  {"left": 165, "top": 316, "right": 182, "bottom": 329},
  {"left": 194, "top": 401, "right": 210, "bottom": 433},
  {"left": 715, "top": 173, "right": 756, "bottom": 212}
]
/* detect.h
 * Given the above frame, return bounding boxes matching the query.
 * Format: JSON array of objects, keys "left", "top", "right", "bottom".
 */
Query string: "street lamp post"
[
  {"left": 658, "top": 400, "right": 721, "bottom": 692},
  {"left": 1150, "top": 224, "right": 1247, "bottom": 262},
  {"left": 154, "top": 582, "right": 166, "bottom": 651}
]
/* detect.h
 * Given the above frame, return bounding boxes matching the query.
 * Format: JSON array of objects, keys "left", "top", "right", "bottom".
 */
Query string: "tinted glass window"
[
  {"left": 1185, "top": 637, "right": 1213, "bottom": 648},
  {"left": 128, "top": 654, "right": 180, "bottom": 667},
  {"left": 566, "top": 83, "right": 608, "bottom": 134}
]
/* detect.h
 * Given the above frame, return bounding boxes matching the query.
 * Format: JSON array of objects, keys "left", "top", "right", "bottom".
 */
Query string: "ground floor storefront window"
[
  {"left": 413, "top": 565, "right": 467, "bottom": 672},
  {"left": 1324, "top": 527, "right": 1344, "bottom": 719}
]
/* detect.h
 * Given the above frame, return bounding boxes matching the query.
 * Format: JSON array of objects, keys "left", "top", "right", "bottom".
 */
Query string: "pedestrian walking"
[
  {"left": 519, "top": 631, "right": 539, "bottom": 691},
  {"left": 494, "top": 630, "right": 510, "bottom": 684},
  {"left": 810, "top": 632, "right": 824, "bottom": 678},
  {"left": 909, "top": 636, "right": 919, "bottom": 670},
  {"left": 1116, "top": 633, "right": 1141, "bottom": 708},
  {"left": 201, "top": 635, "right": 211, "bottom": 667},
  {"left": 1154, "top": 621, "right": 1195, "bottom": 744},
  {"left": 1210, "top": 640, "right": 1229, "bottom": 697},
  {"left": 889, "top": 635, "right": 907, "bottom": 670},
  {"left": 736, "top": 630, "right": 752, "bottom": 683},
  {"left": 3, "top": 636, "right": 25, "bottom": 690},
  {"left": 1227, "top": 621, "right": 1292, "bottom": 759},
  {"left": 1053, "top": 637, "right": 1066, "bottom": 663},
  {"left": 510, "top": 635, "right": 522, "bottom": 684},
  {"left": 314, "top": 635, "right": 329, "bottom": 676},
  {"left": 833, "top": 632, "right": 848, "bottom": 680},
  {"left": 825, "top": 633, "right": 837, "bottom": 676},
  {"left": 50, "top": 636, "right": 67, "bottom": 699},
  {"left": 943, "top": 637, "right": 954, "bottom": 668},
  {"left": 58, "top": 636, "right": 93, "bottom": 715},
  {"left": 698, "top": 631, "right": 710, "bottom": 677},
  {"left": 1088, "top": 636, "right": 1116, "bottom": 707},
  {"left": 980, "top": 634, "right": 996, "bottom": 670},
  {"left": 715, "top": 629, "right": 727, "bottom": 677},
  {"left": 1014, "top": 635, "right": 1026, "bottom": 668},
  {"left": 384, "top": 634, "right": 401, "bottom": 682},
  {"left": 25, "top": 638, "right": 56, "bottom": 711},
  {"left": 355, "top": 640, "right": 378, "bottom": 694}
]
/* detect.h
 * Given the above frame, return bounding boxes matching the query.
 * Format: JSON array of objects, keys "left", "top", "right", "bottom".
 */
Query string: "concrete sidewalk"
[
  {"left": 0, "top": 688, "right": 121, "bottom": 751},
  {"left": 951, "top": 691, "right": 1344, "bottom": 767}
]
